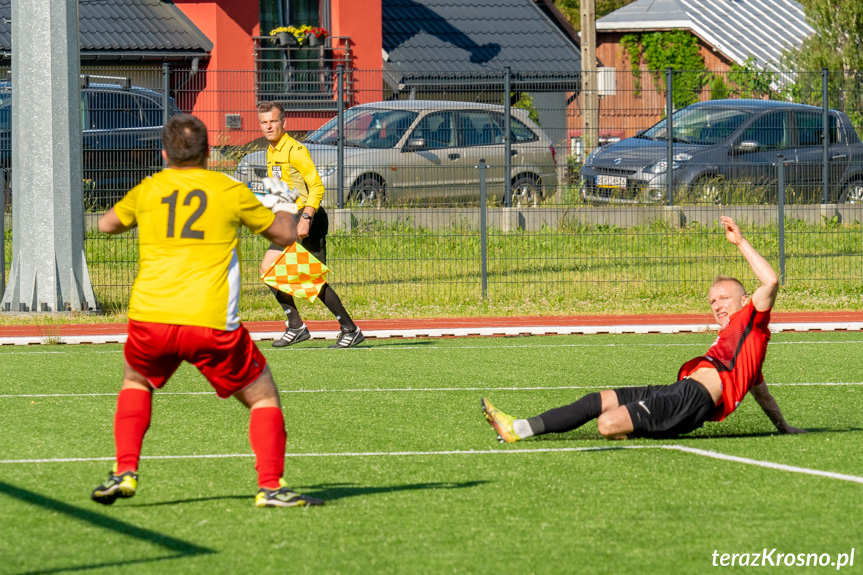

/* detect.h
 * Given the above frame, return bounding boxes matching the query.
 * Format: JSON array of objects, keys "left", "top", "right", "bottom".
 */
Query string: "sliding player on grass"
[
  {"left": 92, "top": 114, "right": 324, "bottom": 508},
  {"left": 482, "top": 217, "right": 806, "bottom": 442}
]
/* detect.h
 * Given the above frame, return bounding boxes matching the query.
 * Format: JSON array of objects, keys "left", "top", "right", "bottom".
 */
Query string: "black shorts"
[
  {"left": 268, "top": 206, "right": 329, "bottom": 263},
  {"left": 616, "top": 378, "right": 716, "bottom": 439}
]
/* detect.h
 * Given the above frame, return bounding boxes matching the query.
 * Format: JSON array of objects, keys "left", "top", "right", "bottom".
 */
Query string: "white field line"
[
  {"left": 0, "top": 321, "right": 861, "bottom": 346},
  {"left": 1, "top": 339, "right": 863, "bottom": 356},
  {"left": 3, "top": 381, "right": 863, "bottom": 399},
  {"left": 2, "top": 445, "right": 862, "bottom": 485},
  {"left": 659, "top": 445, "right": 863, "bottom": 485}
]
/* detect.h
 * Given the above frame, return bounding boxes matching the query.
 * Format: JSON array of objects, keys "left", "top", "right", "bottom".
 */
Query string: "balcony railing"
[{"left": 253, "top": 35, "right": 354, "bottom": 110}]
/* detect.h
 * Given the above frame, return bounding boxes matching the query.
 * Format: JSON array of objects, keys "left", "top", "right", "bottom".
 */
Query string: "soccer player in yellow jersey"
[
  {"left": 257, "top": 101, "right": 364, "bottom": 348},
  {"left": 91, "top": 114, "right": 324, "bottom": 508}
]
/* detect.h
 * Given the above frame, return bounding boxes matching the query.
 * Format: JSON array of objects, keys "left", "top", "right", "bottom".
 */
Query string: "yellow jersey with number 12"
[{"left": 113, "top": 168, "right": 275, "bottom": 331}]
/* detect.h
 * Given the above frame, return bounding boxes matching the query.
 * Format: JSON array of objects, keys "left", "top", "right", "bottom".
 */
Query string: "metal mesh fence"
[{"left": 3, "top": 66, "right": 862, "bottom": 315}]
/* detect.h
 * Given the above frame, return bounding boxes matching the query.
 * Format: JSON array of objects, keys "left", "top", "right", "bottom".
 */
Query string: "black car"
[
  {"left": 580, "top": 99, "right": 863, "bottom": 205},
  {"left": 0, "top": 76, "right": 181, "bottom": 209}
]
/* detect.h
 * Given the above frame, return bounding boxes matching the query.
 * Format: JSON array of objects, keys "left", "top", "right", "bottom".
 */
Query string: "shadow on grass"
[
  {"left": 680, "top": 427, "right": 863, "bottom": 440},
  {"left": 0, "top": 480, "right": 215, "bottom": 575},
  {"left": 132, "top": 494, "right": 249, "bottom": 507},
  {"left": 303, "top": 480, "right": 489, "bottom": 501},
  {"left": 129, "top": 480, "right": 489, "bottom": 507}
]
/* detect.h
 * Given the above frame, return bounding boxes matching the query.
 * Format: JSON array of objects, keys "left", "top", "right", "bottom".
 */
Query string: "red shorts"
[{"left": 124, "top": 319, "right": 267, "bottom": 398}]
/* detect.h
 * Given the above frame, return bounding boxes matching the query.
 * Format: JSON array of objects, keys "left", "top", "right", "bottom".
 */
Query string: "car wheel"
[
  {"left": 839, "top": 181, "right": 863, "bottom": 204},
  {"left": 348, "top": 176, "right": 386, "bottom": 208},
  {"left": 687, "top": 176, "right": 724, "bottom": 205},
  {"left": 512, "top": 175, "right": 542, "bottom": 207}
]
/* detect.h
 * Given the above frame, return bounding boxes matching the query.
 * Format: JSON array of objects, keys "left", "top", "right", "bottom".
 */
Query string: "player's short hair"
[
  {"left": 257, "top": 100, "right": 285, "bottom": 119},
  {"left": 711, "top": 275, "right": 747, "bottom": 296},
  {"left": 162, "top": 114, "right": 208, "bottom": 167}
]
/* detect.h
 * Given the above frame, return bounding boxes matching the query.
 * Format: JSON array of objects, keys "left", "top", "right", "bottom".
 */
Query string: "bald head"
[{"left": 708, "top": 276, "right": 748, "bottom": 329}]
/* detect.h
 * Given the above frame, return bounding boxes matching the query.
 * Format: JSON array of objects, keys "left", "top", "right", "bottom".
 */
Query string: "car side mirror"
[
  {"left": 404, "top": 137, "right": 426, "bottom": 151},
  {"left": 733, "top": 140, "right": 760, "bottom": 155}
]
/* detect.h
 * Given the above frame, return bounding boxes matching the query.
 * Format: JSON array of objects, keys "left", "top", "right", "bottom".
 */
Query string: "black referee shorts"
[
  {"left": 616, "top": 378, "right": 716, "bottom": 439},
  {"left": 267, "top": 206, "right": 329, "bottom": 263}
]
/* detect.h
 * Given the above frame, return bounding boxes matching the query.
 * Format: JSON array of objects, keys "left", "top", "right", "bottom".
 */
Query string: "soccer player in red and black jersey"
[{"left": 482, "top": 216, "right": 806, "bottom": 442}]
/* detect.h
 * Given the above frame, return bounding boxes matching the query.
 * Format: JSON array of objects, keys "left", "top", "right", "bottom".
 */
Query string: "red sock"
[
  {"left": 249, "top": 407, "right": 286, "bottom": 489},
  {"left": 114, "top": 388, "right": 152, "bottom": 473}
]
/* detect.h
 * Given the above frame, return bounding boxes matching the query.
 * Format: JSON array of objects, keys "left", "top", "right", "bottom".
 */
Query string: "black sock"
[
  {"left": 536, "top": 392, "right": 602, "bottom": 434},
  {"left": 319, "top": 283, "right": 356, "bottom": 331},
  {"left": 269, "top": 286, "right": 303, "bottom": 329},
  {"left": 526, "top": 415, "right": 545, "bottom": 435}
]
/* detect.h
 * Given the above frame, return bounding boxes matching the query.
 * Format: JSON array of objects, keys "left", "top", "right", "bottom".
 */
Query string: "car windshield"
[
  {"left": 641, "top": 107, "right": 752, "bottom": 144},
  {"left": 305, "top": 108, "right": 419, "bottom": 148}
]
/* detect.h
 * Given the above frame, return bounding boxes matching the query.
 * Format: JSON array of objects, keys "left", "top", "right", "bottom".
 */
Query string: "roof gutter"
[{"left": 77, "top": 51, "right": 211, "bottom": 62}]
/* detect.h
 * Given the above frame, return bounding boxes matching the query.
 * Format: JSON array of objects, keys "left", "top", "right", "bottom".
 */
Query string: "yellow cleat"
[
  {"left": 481, "top": 397, "right": 521, "bottom": 443},
  {"left": 91, "top": 469, "right": 138, "bottom": 505},
  {"left": 255, "top": 478, "right": 325, "bottom": 508}
]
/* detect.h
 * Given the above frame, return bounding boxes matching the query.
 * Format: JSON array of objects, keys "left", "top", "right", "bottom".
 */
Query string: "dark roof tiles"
[
  {"left": 0, "top": 0, "right": 212, "bottom": 56},
  {"left": 382, "top": 0, "right": 580, "bottom": 76}
]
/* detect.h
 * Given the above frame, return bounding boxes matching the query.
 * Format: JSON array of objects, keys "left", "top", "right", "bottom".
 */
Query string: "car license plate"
[
  {"left": 248, "top": 181, "right": 265, "bottom": 193},
  {"left": 596, "top": 174, "right": 627, "bottom": 189}
]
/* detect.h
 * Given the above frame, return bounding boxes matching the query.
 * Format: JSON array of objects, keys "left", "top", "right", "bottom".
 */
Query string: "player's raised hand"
[
  {"left": 262, "top": 177, "right": 299, "bottom": 203},
  {"left": 257, "top": 177, "right": 298, "bottom": 214},
  {"left": 721, "top": 216, "right": 743, "bottom": 246}
]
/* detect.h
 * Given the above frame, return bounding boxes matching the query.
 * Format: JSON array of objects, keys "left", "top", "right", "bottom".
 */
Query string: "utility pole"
[
  {"left": 2, "top": 0, "right": 98, "bottom": 313},
  {"left": 581, "top": 0, "right": 599, "bottom": 155}
]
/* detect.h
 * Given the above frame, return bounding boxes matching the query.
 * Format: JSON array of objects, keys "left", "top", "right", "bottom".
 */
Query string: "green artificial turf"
[{"left": 1, "top": 332, "right": 862, "bottom": 574}]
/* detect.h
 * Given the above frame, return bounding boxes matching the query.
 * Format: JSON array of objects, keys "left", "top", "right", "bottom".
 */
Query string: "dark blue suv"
[{"left": 0, "top": 77, "right": 181, "bottom": 209}]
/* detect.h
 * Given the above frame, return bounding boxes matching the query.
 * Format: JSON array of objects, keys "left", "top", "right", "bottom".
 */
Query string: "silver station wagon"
[{"left": 235, "top": 100, "right": 558, "bottom": 208}]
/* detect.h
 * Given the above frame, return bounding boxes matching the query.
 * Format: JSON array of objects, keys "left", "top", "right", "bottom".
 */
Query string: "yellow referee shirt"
[
  {"left": 113, "top": 168, "right": 275, "bottom": 331},
  {"left": 266, "top": 133, "right": 326, "bottom": 210}
]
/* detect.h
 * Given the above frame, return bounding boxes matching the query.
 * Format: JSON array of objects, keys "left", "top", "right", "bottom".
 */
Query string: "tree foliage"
[
  {"left": 620, "top": 31, "right": 706, "bottom": 108},
  {"left": 781, "top": 0, "right": 863, "bottom": 132},
  {"left": 784, "top": 0, "right": 863, "bottom": 73}
]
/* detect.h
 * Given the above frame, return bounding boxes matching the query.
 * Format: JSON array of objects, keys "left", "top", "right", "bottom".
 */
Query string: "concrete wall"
[
  {"left": 20, "top": 204, "right": 859, "bottom": 238},
  {"left": 328, "top": 204, "right": 863, "bottom": 233}
]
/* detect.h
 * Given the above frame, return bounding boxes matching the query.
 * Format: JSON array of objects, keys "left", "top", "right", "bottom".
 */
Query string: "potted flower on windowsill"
[
  {"left": 306, "top": 26, "right": 329, "bottom": 47},
  {"left": 269, "top": 26, "right": 308, "bottom": 47}
]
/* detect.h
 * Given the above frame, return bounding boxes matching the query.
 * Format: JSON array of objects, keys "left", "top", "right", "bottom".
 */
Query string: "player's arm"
[
  {"left": 749, "top": 382, "right": 807, "bottom": 434},
  {"left": 721, "top": 216, "right": 778, "bottom": 311},
  {"left": 260, "top": 211, "right": 297, "bottom": 247},
  {"left": 98, "top": 207, "right": 135, "bottom": 235}
]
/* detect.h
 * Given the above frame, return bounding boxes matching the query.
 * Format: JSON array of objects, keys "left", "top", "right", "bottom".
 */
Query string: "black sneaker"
[
  {"left": 272, "top": 323, "right": 311, "bottom": 348},
  {"left": 255, "top": 479, "right": 325, "bottom": 508},
  {"left": 91, "top": 468, "right": 138, "bottom": 505},
  {"left": 328, "top": 327, "right": 365, "bottom": 349}
]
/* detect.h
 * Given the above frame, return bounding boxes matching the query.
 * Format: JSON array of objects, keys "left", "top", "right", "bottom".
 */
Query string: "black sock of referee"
[
  {"left": 318, "top": 283, "right": 357, "bottom": 331},
  {"left": 269, "top": 286, "right": 303, "bottom": 329},
  {"left": 521, "top": 392, "right": 603, "bottom": 437}
]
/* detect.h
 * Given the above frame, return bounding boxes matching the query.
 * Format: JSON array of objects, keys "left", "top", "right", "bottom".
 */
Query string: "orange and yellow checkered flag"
[{"left": 260, "top": 243, "right": 331, "bottom": 302}]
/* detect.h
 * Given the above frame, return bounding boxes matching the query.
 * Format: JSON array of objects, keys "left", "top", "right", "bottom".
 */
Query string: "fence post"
[
  {"left": 777, "top": 156, "right": 786, "bottom": 286},
  {"left": 666, "top": 67, "right": 674, "bottom": 207},
  {"left": 822, "top": 67, "right": 829, "bottom": 204},
  {"left": 504, "top": 67, "right": 512, "bottom": 208},
  {"left": 479, "top": 159, "right": 488, "bottom": 299},
  {"left": 162, "top": 63, "right": 170, "bottom": 167},
  {"left": 336, "top": 65, "right": 344, "bottom": 209}
]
